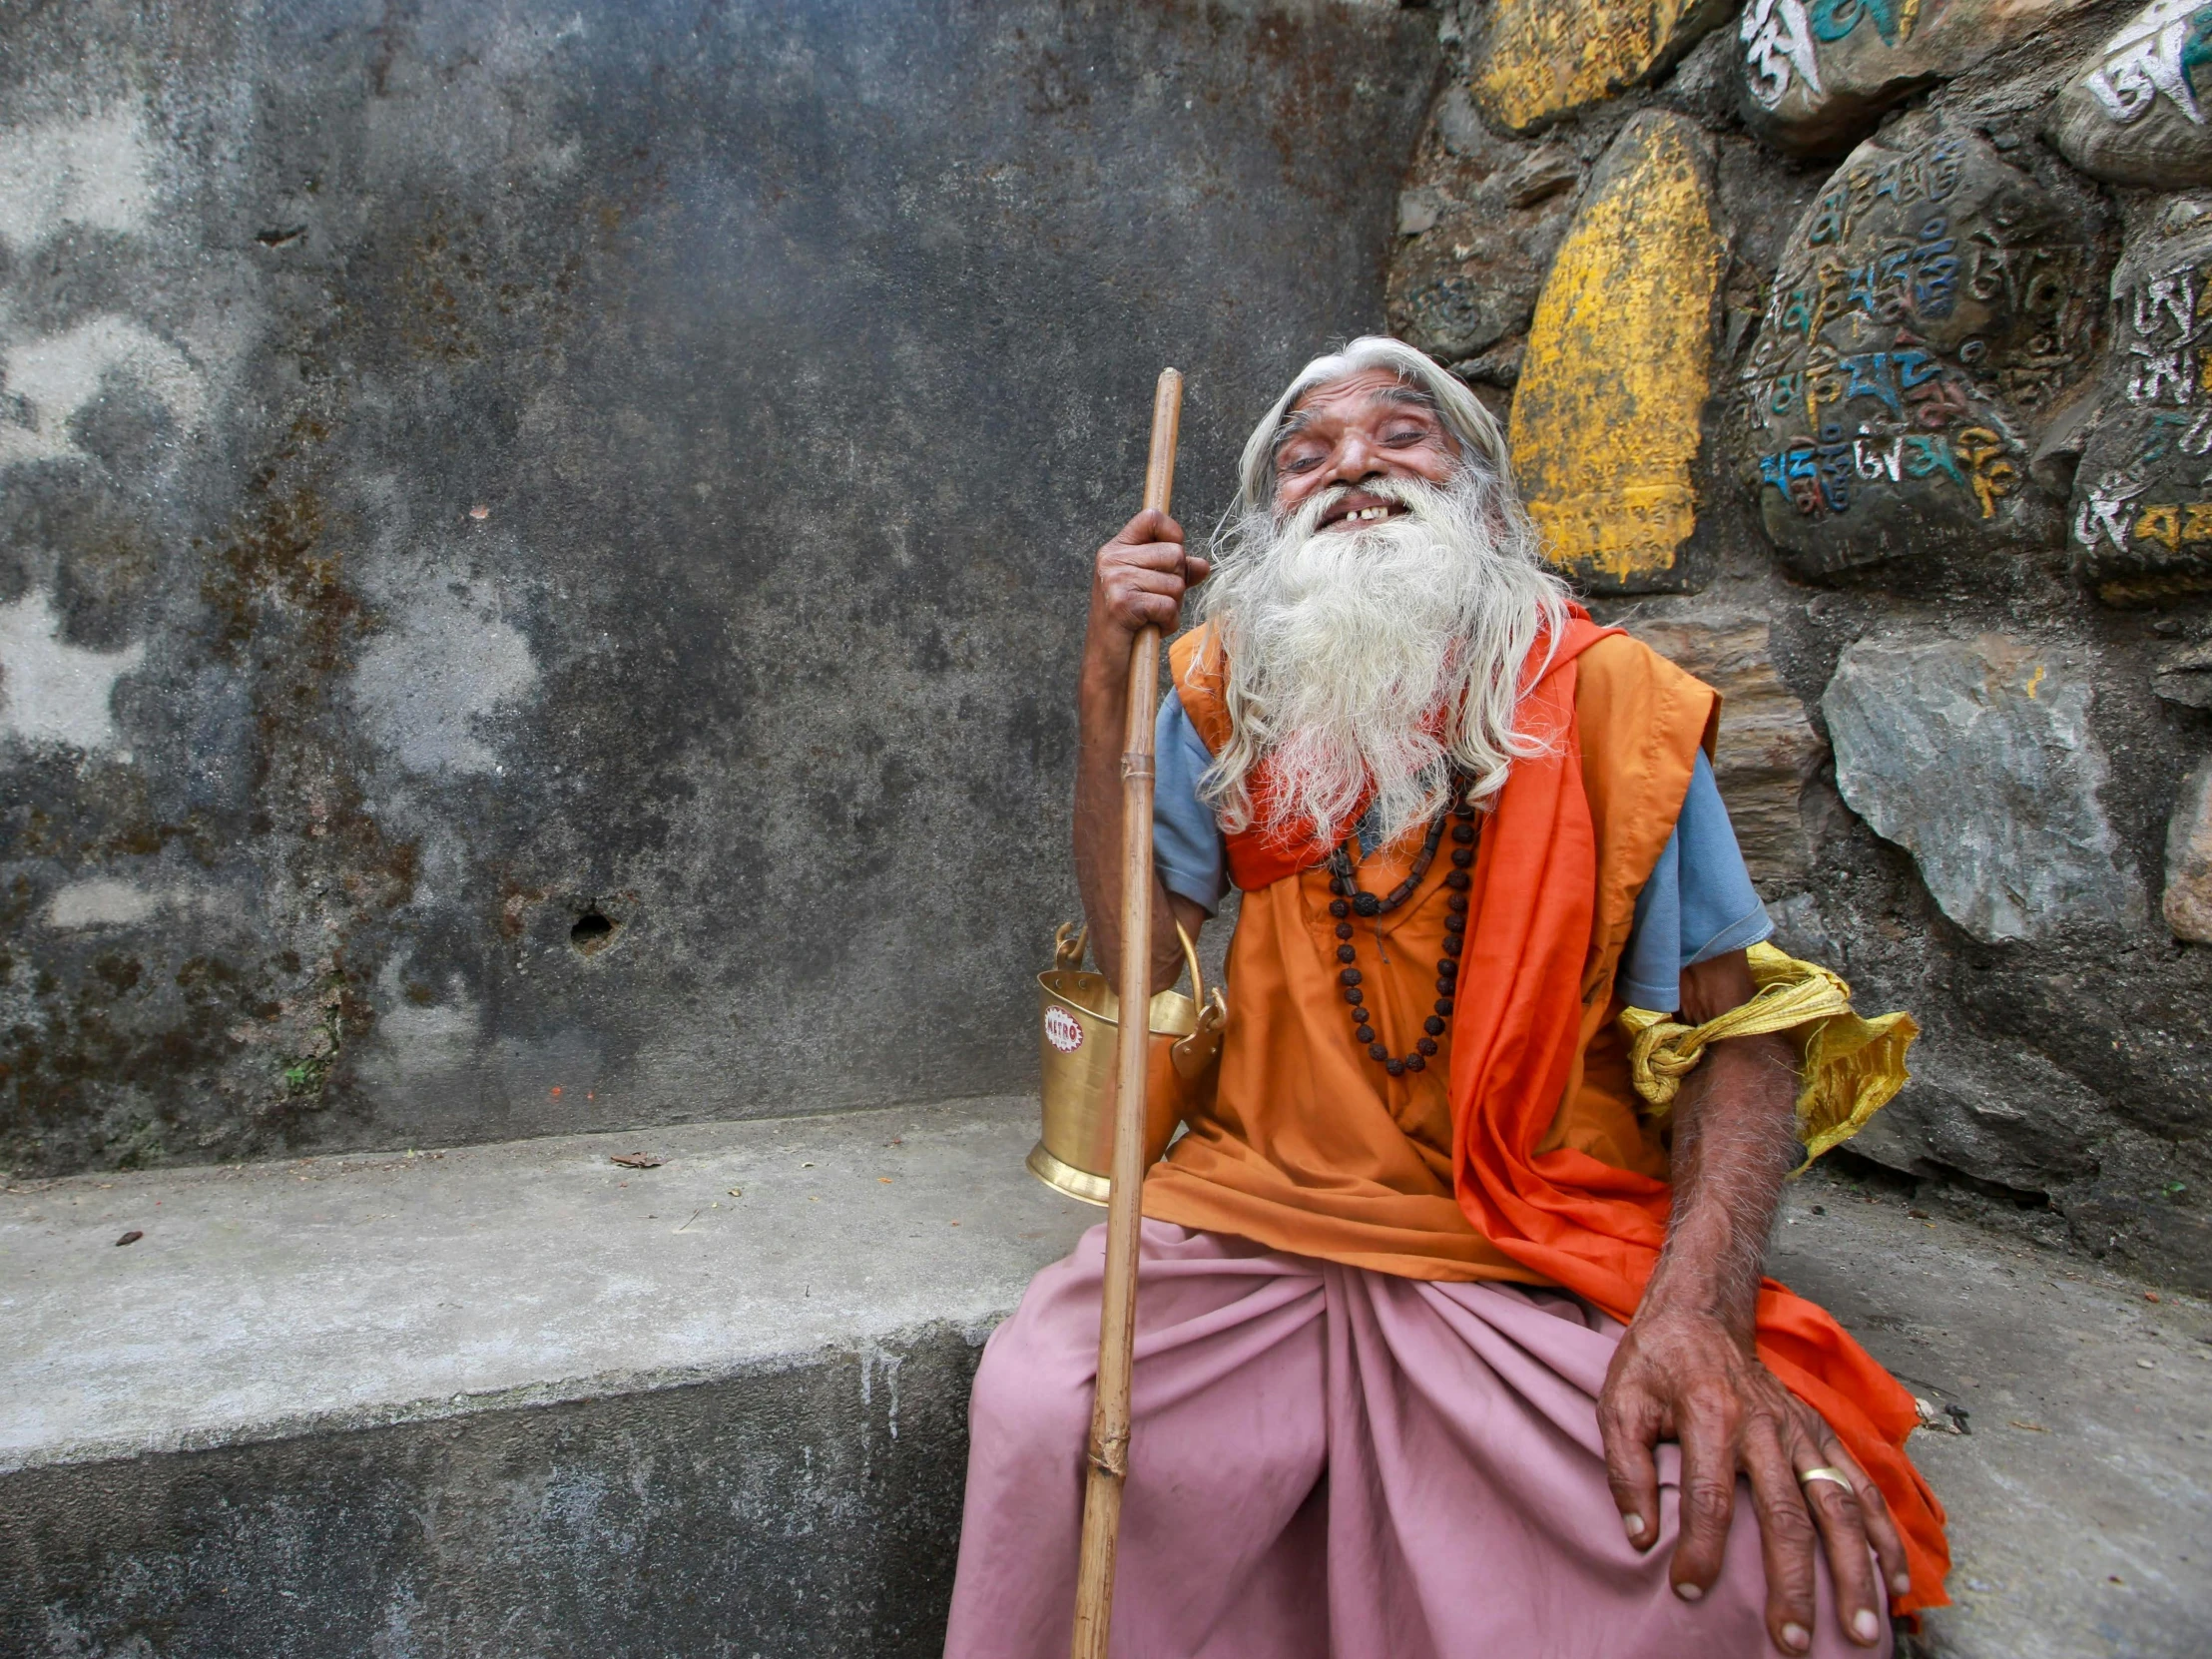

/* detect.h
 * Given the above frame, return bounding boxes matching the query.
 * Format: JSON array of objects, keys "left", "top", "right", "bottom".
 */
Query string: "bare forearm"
[
  {"left": 1643, "top": 1031, "right": 1802, "bottom": 1340},
  {"left": 1600, "top": 949, "right": 1908, "bottom": 1645}
]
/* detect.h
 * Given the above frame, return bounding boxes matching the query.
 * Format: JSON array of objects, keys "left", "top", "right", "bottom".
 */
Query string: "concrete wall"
[
  {"left": 1390, "top": 0, "right": 2212, "bottom": 1289},
  {"left": 0, "top": 2, "right": 1438, "bottom": 1174}
]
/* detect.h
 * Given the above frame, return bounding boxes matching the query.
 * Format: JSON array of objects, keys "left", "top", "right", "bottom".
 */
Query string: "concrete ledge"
[
  {"left": 1, "top": 1096, "right": 1093, "bottom": 1656},
  {"left": 6, "top": 1337, "right": 985, "bottom": 1657},
  {"left": 2, "top": 1095, "right": 1089, "bottom": 1474},
  {"left": 4, "top": 1106, "right": 2208, "bottom": 1658}
]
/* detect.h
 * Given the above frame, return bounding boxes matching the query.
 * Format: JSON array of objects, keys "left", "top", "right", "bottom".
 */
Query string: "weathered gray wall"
[
  {"left": 0, "top": 1, "right": 1437, "bottom": 1174},
  {"left": 1389, "top": 0, "right": 2212, "bottom": 1289}
]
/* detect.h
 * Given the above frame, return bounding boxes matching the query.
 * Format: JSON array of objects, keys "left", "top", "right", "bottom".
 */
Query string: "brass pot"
[{"left": 1028, "top": 920, "right": 1226, "bottom": 1206}]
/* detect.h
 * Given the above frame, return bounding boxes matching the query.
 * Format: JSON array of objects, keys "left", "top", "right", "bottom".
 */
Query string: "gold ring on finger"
[{"left": 1798, "top": 1466, "right": 1852, "bottom": 1490}]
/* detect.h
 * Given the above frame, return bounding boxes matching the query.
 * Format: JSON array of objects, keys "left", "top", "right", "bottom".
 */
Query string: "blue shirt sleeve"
[
  {"left": 1616, "top": 750, "right": 1773, "bottom": 1012},
  {"left": 1152, "top": 690, "right": 1230, "bottom": 915}
]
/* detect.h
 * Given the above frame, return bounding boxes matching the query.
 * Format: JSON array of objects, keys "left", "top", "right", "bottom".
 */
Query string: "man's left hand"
[{"left": 1598, "top": 1302, "right": 1911, "bottom": 1654}]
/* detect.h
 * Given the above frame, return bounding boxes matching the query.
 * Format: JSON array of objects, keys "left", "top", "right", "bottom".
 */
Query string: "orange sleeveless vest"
[
  {"left": 1144, "top": 613, "right": 1693, "bottom": 1277},
  {"left": 1145, "top": 616, "right": 1949, "bottom": 1615}
]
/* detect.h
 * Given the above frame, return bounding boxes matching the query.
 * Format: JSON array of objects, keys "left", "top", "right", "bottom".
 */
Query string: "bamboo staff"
[{"left": 1070, "top": 366, "right": 1183, "bottom": 1659}]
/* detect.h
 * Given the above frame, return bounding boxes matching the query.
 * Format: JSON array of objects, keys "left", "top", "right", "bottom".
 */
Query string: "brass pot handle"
[
  {"left": 1054, "top": 917, "right": 1204, "bottom": 999},
  {"left": 1171, "top": 985, "right": 1226, "bottom": 1079},
  {"left": 1174, "top": 915, "right": 1206, "bottom": 1003},
  {"left": 1054, "top": 916, "right": 1213, "bottom": 1036},
  {"left": 1169, "top": 916, "right": 1225, "bottom": 1081}
]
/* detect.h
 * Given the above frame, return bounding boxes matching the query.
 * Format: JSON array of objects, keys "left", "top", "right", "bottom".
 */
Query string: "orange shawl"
[{"left": 1445, "top": 622, "right": 1949, "bottom": 1615}]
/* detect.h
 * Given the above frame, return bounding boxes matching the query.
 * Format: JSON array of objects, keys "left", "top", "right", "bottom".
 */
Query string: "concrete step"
[
  {"left": 1, "top": 1096, "right": 1092, "bottom": 1658},
  {"left": 4, "top": 1099, "right": 2207, "bottom": 1657}
]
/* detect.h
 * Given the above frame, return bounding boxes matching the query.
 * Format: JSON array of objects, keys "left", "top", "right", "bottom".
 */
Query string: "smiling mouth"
[{"left": 1321, "top": 500, "right": 1407, "bottom": 531}]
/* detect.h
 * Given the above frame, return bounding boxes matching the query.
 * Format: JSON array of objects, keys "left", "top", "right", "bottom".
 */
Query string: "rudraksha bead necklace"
[{"left": 1327, "top": 782, "right": 1478, "bottom": 1078}]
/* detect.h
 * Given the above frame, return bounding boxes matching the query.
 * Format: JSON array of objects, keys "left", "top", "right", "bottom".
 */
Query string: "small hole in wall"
[{"left": 570, "top": 911, "right": 617, "bottom": 954}]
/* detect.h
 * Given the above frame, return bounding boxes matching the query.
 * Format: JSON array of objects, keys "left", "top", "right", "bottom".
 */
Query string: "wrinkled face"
[{"left": 1271, "top": 368, "right": 1462, "bottom": 530}]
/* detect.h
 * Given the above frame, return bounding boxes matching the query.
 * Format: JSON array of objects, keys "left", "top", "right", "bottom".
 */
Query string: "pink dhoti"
[{"left": 944, "top": 1221, "right": 1886, "bottom": 1659}]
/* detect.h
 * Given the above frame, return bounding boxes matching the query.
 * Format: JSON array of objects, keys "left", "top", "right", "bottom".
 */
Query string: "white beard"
[{"left": 1195, "top": 468, "right": 1567, "bottom": 850}]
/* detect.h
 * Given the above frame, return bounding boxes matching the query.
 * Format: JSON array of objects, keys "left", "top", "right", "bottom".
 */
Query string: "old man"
[{"left": 945, "top": 337, "right": 1946, "bottom": 1657}]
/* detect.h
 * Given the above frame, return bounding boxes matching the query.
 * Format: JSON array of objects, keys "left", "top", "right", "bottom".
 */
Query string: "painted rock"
[
  {"left": 1731, "top": 114, "right": 2108, "bottom": 579},
  {"left": 1738, "top": 0, "right": 2093, "bottom": 157},
  {"left": 1510, "top": 111, "right": 1721, "bottom": 594},
  {"left": 2049, "top": 0, "right": 2212, "bottom": 188},
  {"left": 1471, "top": 0, "right": 1733, "bottom": 133},
  {"left": 1825, "top": 633, "right": 2145, "bottom": 943},
  {"left": 2067, "top": 207, "right": 2212, "bottom": 603},
  {"left": 2165, "top": 756, "right": 2212, "bottom": 941},
  {"left": 1621, "top": 612, "right": 1820, "bottom": 888}
]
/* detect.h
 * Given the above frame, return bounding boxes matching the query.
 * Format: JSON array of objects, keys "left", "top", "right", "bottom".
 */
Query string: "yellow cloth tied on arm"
[{"left": 1618, "top": 941, "right": 1918, "bottom": 1168}]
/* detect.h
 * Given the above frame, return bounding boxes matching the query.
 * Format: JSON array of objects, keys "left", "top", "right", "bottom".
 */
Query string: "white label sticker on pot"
[{"left": 1044, "top": 1005, "right": 1084, "bottom": 1053}]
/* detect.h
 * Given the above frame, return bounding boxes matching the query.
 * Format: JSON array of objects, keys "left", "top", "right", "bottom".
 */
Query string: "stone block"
[
  {"left": 2068, "top": 207, "right": 2212, "bottom": 603},
  {"left": 0, "top": 1097, "right": 1093, "bottom": 1656},
  {"left": 1738, "top": 0, "right": 2092, "bottom": 157},
  {"left": 1399, "top": 188, "right": 1445, "bottom": 237},
  {"left": 1453, "top": 337, "right": 1526, "bottom": 387},
  {"left": 2049, "top": 0, "right": 2212, "bottom": 189},
  {"left": 1497, "top": 144, "right": 1584, "bottom": 209},
  {"left": 1435, "top": 84, "right": 1487, "bottom": 158},
  {"left": 2166, "top": 755, "right": 2212, "bottom": 940},
  {"left": 1389, "top": 175, "right": 1575, "bottom": 363},
  {"left": 1731, "top": 114, "right": 2107, "bottom": 579},
  {"left": 1844, "top": 1022, "right": 2103, "bottom": 1192},
  {"left": 2152, "top": 636, "right": 2212, "bottom": 704},
  {"left": 11, "top": 1099, "right": 2212, "bottom": 1657},
  {"left": 1509, "top": 112, "right": 1721, "bottom": 594},
  {"left": 1824, "top": 632, "right": 2145, "bottom": 942},
  {"left": 1471, "top": 0, "right": 1734, "bottom": 132},
  {"left": 1621, "top": 612, "right": 1820, "bottom": 888}
]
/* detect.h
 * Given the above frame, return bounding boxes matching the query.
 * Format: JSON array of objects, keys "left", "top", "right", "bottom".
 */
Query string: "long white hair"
[{"left": 1195, "top": 336, "right": 1569, "bottom": 849}]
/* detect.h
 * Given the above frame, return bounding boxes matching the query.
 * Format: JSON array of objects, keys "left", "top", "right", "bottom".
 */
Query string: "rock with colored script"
[
  {"left": 1730, "top": 114, "right": 2109, "bottom": 579},
  {"left": 1471, "top": 0, "right": 1734, "bottom": 132},
  {"left": 2049, "top": 0, "right": 2212, "bottom": 188},
  {"left": 2067, "top": 206, "right": 2212, "bottom": 603},
  {"left": 1825, "top": 634, "right": 2146, "bottom": 943},
  {"left": 1510, "top": 111, "right": 1721, "bottom": 593},
  {"left": 1739, "top": 0, "right": 2094, "bottom": 157}
]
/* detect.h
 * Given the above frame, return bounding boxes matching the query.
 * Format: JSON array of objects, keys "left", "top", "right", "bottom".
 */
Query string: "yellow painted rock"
[
  {"left": 1509, "top": 111, "right": 1720, "bottom": 593},
  {"left": 1472, "top": 0, "right": 1733, "bottom": 131}
]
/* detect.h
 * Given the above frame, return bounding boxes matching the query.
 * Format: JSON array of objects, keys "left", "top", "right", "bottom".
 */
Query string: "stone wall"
[
  {"left": 0, "top": 3, "right": 1435, "bottom": 1176},
  {"left": 1391, "top": 0, "right": 2212, "bottom": 1287}
]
